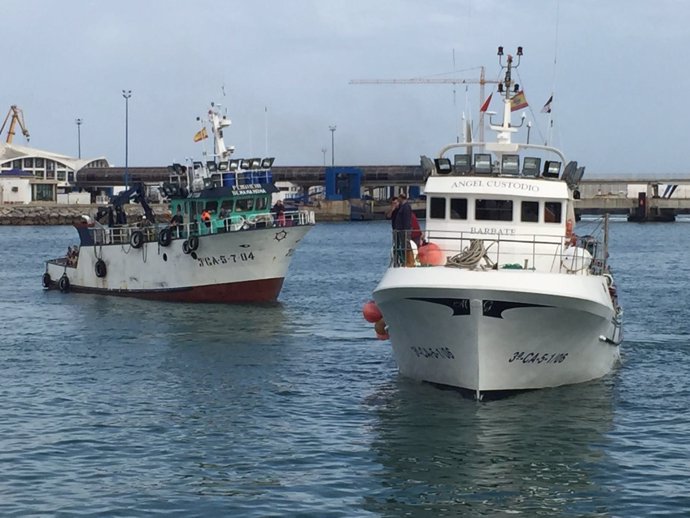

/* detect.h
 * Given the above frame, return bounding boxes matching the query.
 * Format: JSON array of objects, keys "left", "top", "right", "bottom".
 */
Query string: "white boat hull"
[
  {"left": 45, "top": 223, "right": 312, "bottom": 303},
  {"left": 373, "top": 267, "right": 621, "bottom": 396}
]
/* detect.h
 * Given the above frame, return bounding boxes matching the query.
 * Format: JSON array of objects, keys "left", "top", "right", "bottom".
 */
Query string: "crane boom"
[
  {"left": 0, "top": 105, "right": 30, "bottom": 144},
  {"left": 350, "top": 67, "right": 498, "bottom": 142}
]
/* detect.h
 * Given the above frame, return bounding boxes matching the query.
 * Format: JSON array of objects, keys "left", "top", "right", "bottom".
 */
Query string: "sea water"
[{"left": 0, "top": 219, "right": 689, "bottom": 517}]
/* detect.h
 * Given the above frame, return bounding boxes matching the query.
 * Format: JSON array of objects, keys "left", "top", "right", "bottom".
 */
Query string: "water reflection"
[{"left": 364, "top": 376, "right": 617, "bottom": 517}]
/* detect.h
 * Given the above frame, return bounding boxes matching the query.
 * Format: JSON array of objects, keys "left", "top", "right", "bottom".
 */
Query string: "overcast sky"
[{"left": 3, "top": 0, "right": 687, "bottom": 176}]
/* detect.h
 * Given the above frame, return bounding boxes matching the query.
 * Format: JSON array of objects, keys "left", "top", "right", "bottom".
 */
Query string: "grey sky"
[{"left": 3, "top": 0, "right": 686, "bottom": 176}]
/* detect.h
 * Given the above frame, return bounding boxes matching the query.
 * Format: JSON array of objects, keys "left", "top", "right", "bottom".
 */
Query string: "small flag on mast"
[
  {"left": 479, "top": 93, "right": 493, "bottom": 112},
  {"left": 541, "top": 95, "right": 553, "bottom": 113},
  {"left": 510, "top": 90, "right": 528, "bottom": 112},
  {"left": 193, "top": 127, "right": 208, "bottom": 142}
]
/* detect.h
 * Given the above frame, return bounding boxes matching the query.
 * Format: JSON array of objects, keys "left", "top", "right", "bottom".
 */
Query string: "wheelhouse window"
[
  {"left": 475, "top": 199, "right": 513, "bottom": 221},
  {"left": 235, "top": 198, "right": 254, "bottom": 212},
  {"left": 255, "top": 196, "right": 268, "bottom": 210},
  {"left": 429, "top": 197, "right": 446, "bottom": 219},
  {"left": 205, "top": 200, "right": 218, "bottom": 212},
  {"left": 544, "top": 202, "right": 562, "bottom": 223},
  {"left": 521, "top": 201, "right": 539, "bottom": 222},
  {"left": 450, "top": 198, "right": 467, "bottom": 219}
]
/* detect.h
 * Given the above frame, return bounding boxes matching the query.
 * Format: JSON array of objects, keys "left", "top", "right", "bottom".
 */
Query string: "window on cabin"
[
  {"left": 475, "top": 199, "right": 513, "bottom": 221},
  {"left": 220, "top": 199, "right": 233, "bottom": 214},
  {"left": 235, "top": 198, "right": 254, "bottom": 212},
  {"left": 205, "top": 201, "right": 218, "bottom": 213},
  {"left": 429, "top": 197, "right": 446, "bottom": 219},
  {"left": 255, "top": 197, "right": 267, "bottom": 210},
  {"left": 450, "top": 198, "right": 467, "bottom": 219},
  {"left": 521, "top": 201, "right": 539, "bottom": 222},
  {"left": 544, "top": 202, "right": 562, "bottom": 223}
]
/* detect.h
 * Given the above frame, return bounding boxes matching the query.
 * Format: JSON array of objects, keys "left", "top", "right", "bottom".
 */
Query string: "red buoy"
[
  {"left": 362, "top": 300, "right": 382, "bottom": 323},
  {"left": 418, "top": 242, "right": 445, "bottom": 266}
]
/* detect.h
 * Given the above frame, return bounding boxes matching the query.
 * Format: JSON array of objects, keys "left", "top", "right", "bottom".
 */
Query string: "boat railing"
[
  {"left": 83, "top": 209, "right": 315, "bottom": 246},
  {"left": 389, "top": 228, "right": 606, "bottom": 275}
]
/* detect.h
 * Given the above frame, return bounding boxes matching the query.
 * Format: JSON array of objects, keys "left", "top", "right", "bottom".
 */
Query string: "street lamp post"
[
  {"left": 122, "top": 90, "right": 132, "bottom": 189},
  {"left": 329, "top": 125, "right": 336, "bottom": 167},
  {"left": 75, "top": 118, "right": 83, "bottom": 158},
  {"left": 321, "top": 147, "right": 327, "bottom": 166}
]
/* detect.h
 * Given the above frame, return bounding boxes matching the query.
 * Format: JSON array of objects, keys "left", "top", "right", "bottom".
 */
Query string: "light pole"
[
  {"left": 321, "top": 147, "right": 327, "bottom": 166},
  {"left": 329, "top": 125, "right": 336, "bottom": 167},
  {"left": 75, "top": 118, "right": 83, "bottom": 158},
  {"left": 122, "top": 89, "right": 132, "bottom": 189}
]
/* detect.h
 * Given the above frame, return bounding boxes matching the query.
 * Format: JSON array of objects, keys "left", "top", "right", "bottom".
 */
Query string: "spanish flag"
[
  {"left": 511, "top": 90, "right": 528, "bottom": 112},
  {"left": 193, "top": 127, "right": 208, "bottom": 142}
]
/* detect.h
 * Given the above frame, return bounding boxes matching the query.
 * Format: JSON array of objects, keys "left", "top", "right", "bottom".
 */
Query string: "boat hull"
[
  {"left": 373, "top": 267, "right": 621, "bottom": 396},
  {"left": 44, "top": 224, "right": 311, "bottom": 303}
]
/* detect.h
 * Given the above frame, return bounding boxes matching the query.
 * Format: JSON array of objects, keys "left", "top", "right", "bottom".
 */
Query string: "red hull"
[{"left": 47, "top": 277, "right": 285, "bottom": 303}]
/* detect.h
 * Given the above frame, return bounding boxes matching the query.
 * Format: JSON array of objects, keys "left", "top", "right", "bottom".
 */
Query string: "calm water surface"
[{"left": 0, "top": 219, "right": 689, "bottom": 517}]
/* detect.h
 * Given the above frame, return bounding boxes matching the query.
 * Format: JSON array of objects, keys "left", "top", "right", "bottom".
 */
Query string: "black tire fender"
[
  {"left": 58, "top": 275, "right": 70, "bottom": 293},
  {"left": 159, "top": 227, "right": 172, "bottom": 247},
  {"left": 188, "top": 235, "right": 199, "bottom": 251},
  {"left": 95, "top": 259, "right": 107, "bottom": 278},
  {"left": 130, "top": 230, "right": 144, "bottom": 249},
  {"left": 42, "top": 272, "right": 51, "bottom": 288}
]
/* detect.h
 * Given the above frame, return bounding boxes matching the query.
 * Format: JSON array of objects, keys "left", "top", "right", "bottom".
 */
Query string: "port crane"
[
  {"left": 1, "top": 105, "right": 30, "bottom": 144},
  {"left": 350, "top": 67, "right": 498, "bottom": 142}
]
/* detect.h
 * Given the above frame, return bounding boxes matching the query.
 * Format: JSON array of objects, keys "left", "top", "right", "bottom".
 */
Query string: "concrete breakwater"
[{"left": 0, "top": 204, "right": 171, "bottom": 226}]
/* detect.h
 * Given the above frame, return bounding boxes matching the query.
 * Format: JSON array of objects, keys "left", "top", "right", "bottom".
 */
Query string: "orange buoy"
[
  {"left": 362, "top": 300, "right": 382, "bottom": 323},
  {"left": 374, "top": 318, "right": 386, "bottom": 335},
  {"left": 376, "top": 332, "right": 389, "bottom": 340},
  {"left": 418, "top": 242, "right": 445, "bottom": 266}
]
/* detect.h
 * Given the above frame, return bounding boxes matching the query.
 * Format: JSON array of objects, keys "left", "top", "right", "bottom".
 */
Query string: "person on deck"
[
  {"left": 272, "top": 199, "right": 286, "bottom": 227},
  {"left": 393, "top": 192, "right": 412, "bottom": 266},
  {"left": 171, "top": 206, "right": 184, "bottom": 236},
  {"left": 201, "top": 209, "right": 211, "bottom": 228}
]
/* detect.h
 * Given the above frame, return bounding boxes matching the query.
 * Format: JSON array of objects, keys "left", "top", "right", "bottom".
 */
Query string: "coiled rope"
[{"left": 446, "top": 239, "right": 493, "bottom": 269}]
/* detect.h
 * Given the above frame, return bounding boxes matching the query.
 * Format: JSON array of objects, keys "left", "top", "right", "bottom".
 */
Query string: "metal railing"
[
  {"left": 390, "top": 228, "right": 606, "bottom": 275},
  {"left": 86, "top": 209, "right": 315, "bottom": 246}
]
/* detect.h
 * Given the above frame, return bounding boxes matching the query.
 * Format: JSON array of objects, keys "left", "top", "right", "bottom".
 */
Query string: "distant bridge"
[
  {"left": 75, "top": 165, "right": 426, "bottom": 189},
  {"left": 75, "top": 166, "right": 690, "bottom": 217}
]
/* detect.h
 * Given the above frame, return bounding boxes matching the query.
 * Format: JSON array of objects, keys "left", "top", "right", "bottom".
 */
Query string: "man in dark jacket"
[{"left": 393, "top": 192, "right": 412, "bottom": 266}]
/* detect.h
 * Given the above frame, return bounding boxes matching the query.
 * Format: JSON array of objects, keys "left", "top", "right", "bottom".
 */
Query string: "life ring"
[
  {"left": 187, "top": 235, "right": 199, "bottom": 251},
  {"left": 158, "top": 227, "right": 172, "bottom": 247},
  {"left": 95, "top": 259, "right": 107, "bottom": 278},
  {"left": 42, "top": 272, "right": 51, "bottom": 288},
  {"left": 182, "top": 240, "right": 191, "bottom": 254},
  {"left": 130, "top": 230, "right": 144, "bottom": 249},
  {"left": 58, "top": 275, "right": 70, "bottom": 292}
]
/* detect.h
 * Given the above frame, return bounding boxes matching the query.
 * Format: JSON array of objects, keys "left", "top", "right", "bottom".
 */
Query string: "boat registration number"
[
  {"left": 508, "top": 351, "right": 568, "bottom": 364},
  {"left": 410, "top": 346, "right": 455, "bottom": 360},
  {"left": 197, "top": 252, "right": 255, "bottom": 267}
]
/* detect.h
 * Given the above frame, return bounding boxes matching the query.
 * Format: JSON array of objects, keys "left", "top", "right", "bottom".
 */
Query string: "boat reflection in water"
[{"left": 363, "top": 375, "right": 617, "bottom": 516}]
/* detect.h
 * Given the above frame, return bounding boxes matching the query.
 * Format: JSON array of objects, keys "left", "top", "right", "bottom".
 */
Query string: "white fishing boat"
[
  {"left": 42, "top": 103, "right": 315, "bottom": 303},
  {"left": 370, "top": 47, "right": 622, "bottom": 398}
]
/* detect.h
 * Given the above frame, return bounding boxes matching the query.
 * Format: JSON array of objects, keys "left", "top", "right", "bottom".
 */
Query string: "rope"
[{"left": 446, "top": 239, "right": 493, "bottom": 269}]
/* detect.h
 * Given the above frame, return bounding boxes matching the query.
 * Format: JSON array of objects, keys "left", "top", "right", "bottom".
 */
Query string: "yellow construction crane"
[
  {"left": 1, "top": 105, "right": 30, "bottom": 144},
  {"left": 350, "top": 67, "right": 498, "bottom": 142}
]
